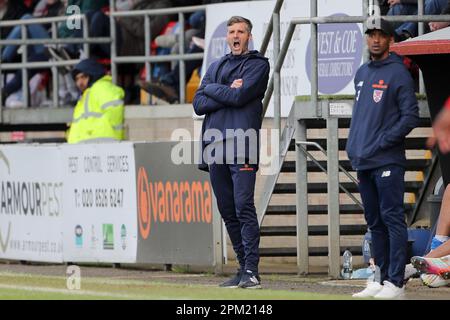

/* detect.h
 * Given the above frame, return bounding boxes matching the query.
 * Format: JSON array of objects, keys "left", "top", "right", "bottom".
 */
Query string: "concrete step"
[
  {"left": 281, "top": 158, "right": 431, "bottom": 173},
  {"left": 289, "top": 137, "right": 430, "bottom": 151},
  {"left": 260, "top": 225, "right": 367, "bottom": 237},
  {"left": 301, "top": 117, "right": 431, "bottom": 129},
  {"left": 259, "top": 246, "right": 363, "bottom": 257},
  {"left": 265, "top": 203, "right": 414, "bottom": 215},
  {"left": 273, "top": 181, "right": 422, "bottom": 194}
]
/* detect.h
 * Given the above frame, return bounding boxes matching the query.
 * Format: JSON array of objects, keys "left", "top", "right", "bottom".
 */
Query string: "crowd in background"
[
  {"left": 0, "top": 0, "right": 243, "bottom": 107},
  {"left": 1, "top": 0, "right": 449, "bottom": 107}
]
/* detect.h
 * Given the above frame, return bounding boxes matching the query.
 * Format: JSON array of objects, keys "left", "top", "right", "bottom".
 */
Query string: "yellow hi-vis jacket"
[{"left": 67, "top": 75, "right": 125, "bottom": 144}]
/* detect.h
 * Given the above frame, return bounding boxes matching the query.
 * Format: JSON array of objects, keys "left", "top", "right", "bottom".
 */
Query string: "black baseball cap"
[{"left": 365, "top": 16, "right": 395, "bottom": 37}]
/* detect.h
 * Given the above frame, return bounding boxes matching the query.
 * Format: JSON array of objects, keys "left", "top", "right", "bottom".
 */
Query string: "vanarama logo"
[{"left": 137, "top": 167, "right": 212, "bottom": 240}]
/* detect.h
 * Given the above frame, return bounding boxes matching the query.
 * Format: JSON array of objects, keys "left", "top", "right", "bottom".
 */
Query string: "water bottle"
[{"left": 341, "top": 249, "right": 353, "bottom": 279}]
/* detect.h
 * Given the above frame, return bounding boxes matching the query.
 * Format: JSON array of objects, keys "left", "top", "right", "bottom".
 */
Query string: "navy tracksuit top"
[
  {"left": 193, "top": 50, "right": 270, "bottom": 171},
  {"left": 346, "top": 53, "right": 420, "bottom": 171}
]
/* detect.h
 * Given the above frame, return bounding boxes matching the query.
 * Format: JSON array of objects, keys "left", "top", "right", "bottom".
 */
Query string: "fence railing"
[
  {"left": 0, "top": 2, "right": 208, "bottom": 121},
  {"left": 0, "top": 13, "right": 112, "bottom": 119},
  {"left": 108, "top": 1, "right": 207, "bottom": 104}
]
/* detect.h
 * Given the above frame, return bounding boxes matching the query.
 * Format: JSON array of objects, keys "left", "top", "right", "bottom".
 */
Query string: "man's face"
[
  {"left": 227, "top": 22, "right": 252, "bottom": 56},
  {"left": 366, "top": 30, "right": 393, "bottom": 60},
  {"left": 75, "top": 73, "right": 89, "bottom": 93}
]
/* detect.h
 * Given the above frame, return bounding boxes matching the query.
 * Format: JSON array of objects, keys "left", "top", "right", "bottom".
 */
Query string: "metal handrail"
[
  {"left": 259, "top": 0, "right": 284, "bottom": 56},
  {"left": 409, "top": 153, "right": 439, "bottom": 225},
  {"left": 0, "top": 38, "right": 111, "bottom": 46},
  {"left": 0, "top": 3, "right": 209, "bottom": 112},
  {"left": 112, "top": 53, "right": 204, "bottom": 64},
  {"left": 110, "top": 5, "right": 207, "bottom": 17},
  {"left": 0, "top": 60, "right": 80, "bottom": 70},
  {"left": 296, "top": 140, "right": 363, "bottom": 209},
  {"left": 262, "top": 13, "right": 450, "bottom": 118},
  {"left": 0, "top": 14, "right": 86, "bottom": 27},
  {"left": 0, "top": 13, "right": 101, "bottom": 110}
]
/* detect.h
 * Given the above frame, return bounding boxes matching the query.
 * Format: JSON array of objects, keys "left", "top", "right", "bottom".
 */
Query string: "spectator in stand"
[
  {"left": 1, "top": 0, "right": 65, "bottom": 106},
  {"left": 140, "top": 10, "right": 206, "bottom": 103},
  {"left": 91, "top": 0, "right": 174, "bottom": 104},
  {"left": 385, "top": 0, "right": 418, "bottom": 31},
  {"left": 429, "top": 0, "right": 450, "bottom": 31},
  {"left": 2, "top": 0, "right": 64, "bottom": 64},
  {"left": 23, "top": 0, "right": 40, "bottom": 12},
  {"left": 54, "top": 0, "right": 109, "bottom": 59},
  {"left": 0, "top": 0, "right": 29, "bottom": 39},
  {"left": 374, "top": 0, "right": 391, "bottom": 15},
  {"left": 67, "top": 59, "right": 125, "bottom": 143},
  {"left": 389, "top": 0, "right": 449, "bottom": 41},
  {"left": 140, "top": 0, "right": 243, "bottom": 104},
  {"left": 116, "top": 0, "right": 173, "bottom": 57}
]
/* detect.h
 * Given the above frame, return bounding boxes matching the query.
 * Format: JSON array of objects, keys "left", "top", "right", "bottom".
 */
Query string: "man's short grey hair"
[{"left": 227, "top": 16, "right": 253, "bottom": 33}]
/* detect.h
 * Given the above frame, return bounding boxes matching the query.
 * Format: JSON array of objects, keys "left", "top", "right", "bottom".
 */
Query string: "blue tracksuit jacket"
[
  {"left": 346, "top": 52, "right": 420, "bottom": 171},
  {"left": 193, "top": 50, "right": 270, "bottom": 171}
]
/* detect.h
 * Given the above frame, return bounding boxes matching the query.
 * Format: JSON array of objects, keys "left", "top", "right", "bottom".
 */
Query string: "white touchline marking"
[{"left": 0, "top": 283, "right": 150, "bottom": 299}]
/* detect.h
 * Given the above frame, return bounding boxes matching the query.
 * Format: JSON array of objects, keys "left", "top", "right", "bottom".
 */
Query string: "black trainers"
[
  {"left": 219, "top": 270, "right": 243, "bottom": 288},
  {"left": 238, "top": 270, "right": 261, "bottom": 289}
]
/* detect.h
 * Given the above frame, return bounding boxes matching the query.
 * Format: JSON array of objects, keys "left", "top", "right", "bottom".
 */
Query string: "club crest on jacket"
[{"left": 373, "top": 89, "right": 383, "bottom": 103}]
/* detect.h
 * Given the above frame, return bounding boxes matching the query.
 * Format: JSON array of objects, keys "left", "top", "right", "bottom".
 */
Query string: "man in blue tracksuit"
[
  {"left": 346, "top": 17, "right": 419, "bottom": 299},
  {"left": 193, "top": 16, "right": 269, "bottom": 289}
]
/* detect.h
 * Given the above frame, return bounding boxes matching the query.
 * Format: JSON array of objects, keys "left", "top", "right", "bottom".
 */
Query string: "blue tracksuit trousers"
[
  {"left": 209, "top": 163, "right": 260, "bottom": 274},
  {"left": 357, "top": 164, "right": 408, "bottom": 288}
]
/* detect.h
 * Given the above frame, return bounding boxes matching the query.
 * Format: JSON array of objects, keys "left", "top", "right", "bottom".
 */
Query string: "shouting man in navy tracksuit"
[
  {"left": 347, "top": 17, "right": 419, "bottom": 299},
  {"left": 193, "top": 16, "right": 269, "bottom": 289}
]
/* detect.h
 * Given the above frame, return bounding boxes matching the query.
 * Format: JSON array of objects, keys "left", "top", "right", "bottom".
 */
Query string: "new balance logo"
[
  {"left": 250, "top": 276, "right": 259, "bottom": 284},
  {"left": 381, "top": 171, "right": 391, "bottom": 178}
]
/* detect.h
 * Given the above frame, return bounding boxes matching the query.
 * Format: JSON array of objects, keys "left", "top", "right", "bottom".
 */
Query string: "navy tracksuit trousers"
[
  {"left": 357, "top": 164, "right": 408, "bottom": 288},
  {"left": 209, "top": 163, "right": 260, "bottom": 274}
]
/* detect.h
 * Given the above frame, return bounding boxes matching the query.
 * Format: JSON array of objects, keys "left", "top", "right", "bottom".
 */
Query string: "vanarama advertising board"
[
  {"left": 61, "top": 142, "right": 137, "bottom": 263},
  {"left": 0, "top": 145, "right": 64, "bottom": 262},
  {"left": 0, "top": 142, "right": 220, "bottom": 266},
  {"left": 134, "top": 142, "right": 217, "bottom": 266}
]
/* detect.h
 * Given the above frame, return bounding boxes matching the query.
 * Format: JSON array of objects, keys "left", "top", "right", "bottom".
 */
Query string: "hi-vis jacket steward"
[{"left": 67, "top": 75, "right": 125, "bottom": 144}]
